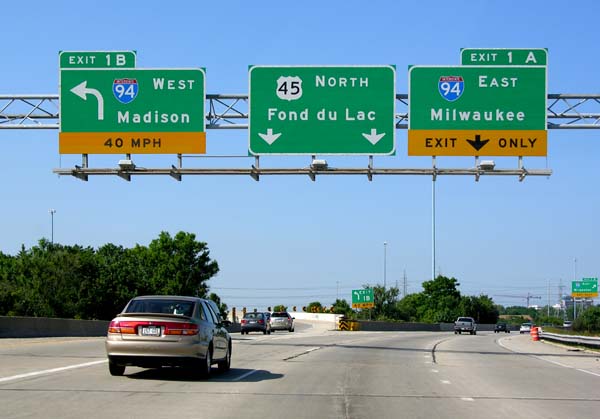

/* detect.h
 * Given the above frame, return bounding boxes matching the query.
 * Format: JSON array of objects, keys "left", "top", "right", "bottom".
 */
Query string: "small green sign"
[
  {"left": 572, "top": 278, "right": 598, "bottom": 295},
  {"left": 249, "top": 65, "right": 396, "bottom": 155},
  {"left": 461, "top": 48, "right": 547, "bottom": 66},
  {"left": 352, "top": 288, "right": 374, "bottom": 309},
  {"left": 59, "top": 51, "right": 136, "bottom": 68}
]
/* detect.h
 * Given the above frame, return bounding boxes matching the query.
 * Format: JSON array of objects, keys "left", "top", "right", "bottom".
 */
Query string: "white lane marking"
[
  {"left": 532, "top": 356, "right": 571, "bottom": 368},
  {"left": 461, "top": 397, "right": 475, "bottom": 402},
  {"left": 0, "top": 360, "right": 106, "bottom": 383},
  {"left": 498, "top": 336, "right": 600, "bottom": 379},
  {"left": 431, "top": 369, "right": 439, "bottom": 373},
  {"left": 441, "top": 380, "right": 451, "bottom": 384},
  {"left": 576, "top": 368, "right": 600, "bottom": 378},
  {"left": 232, "top": 369, "right": 259, "bottom": 382}
]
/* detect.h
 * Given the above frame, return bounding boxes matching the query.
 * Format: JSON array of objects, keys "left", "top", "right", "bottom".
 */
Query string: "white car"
[{"left": 519, "top": 322, "right": 532, "bottom": 334}]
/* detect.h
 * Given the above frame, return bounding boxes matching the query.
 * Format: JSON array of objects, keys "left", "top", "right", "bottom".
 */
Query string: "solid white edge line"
[
  {"left": 0, "top": 360, "right": 107, "bottom": 383},
  {"left": 498, "top": 336, "right": 600, "bottom": 378},
  {"left": 576, "top": 368, "right": 600, "bottom": 378},
  {"left": 232, "top": 369, "right": 259, "bottom": 382}
]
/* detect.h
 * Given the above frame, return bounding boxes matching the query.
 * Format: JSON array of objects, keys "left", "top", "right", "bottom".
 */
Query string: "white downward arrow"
[
  {"left": 70, "top": 81, "right": 104, "bottom": 121},
  {"left": 258, "top": 128, "right": 282, "bottom": 145},
  {"left": 362, "top": 128, "right": 385, "bottom": 145}
]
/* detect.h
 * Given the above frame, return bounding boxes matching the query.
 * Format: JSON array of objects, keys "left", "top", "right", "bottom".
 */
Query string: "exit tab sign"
[
  {"left": 59, "top": 50, "right": 137, "bottom": 68},
  {"left": 461, "top": 48, "right": 547, "bottom": 66}
]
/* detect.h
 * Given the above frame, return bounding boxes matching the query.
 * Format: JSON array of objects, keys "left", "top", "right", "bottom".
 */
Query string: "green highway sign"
[
  {"left": 249, "top": 65, "right": 396, "bottom": 155},
  {"left": 408, "top": 65, "right": 547, "bottom": 156},
  {"left": 572, "top": 278, "right": 598, "bottom": 298},
  {"left": 352, "top": 288, "right": 374, "bottom": 309},
  {"left": 59, "top": 51, "right": 137, "bottom": 68},
  {"left": 461, "top": 48, "right": 547, "bottom": 66},
  {"left": 59, "top": 68, "right": 206, "bottom": 154}
]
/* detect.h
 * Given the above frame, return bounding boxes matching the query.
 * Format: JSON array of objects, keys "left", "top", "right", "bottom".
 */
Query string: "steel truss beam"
[{"left": 1, "top": 93, "right": 600, "bottom": 129}]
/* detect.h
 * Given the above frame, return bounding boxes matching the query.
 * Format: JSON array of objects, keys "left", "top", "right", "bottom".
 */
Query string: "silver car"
[
  {"left": 106, "top": 295, "right": 231, "bottom": 378},
  {"left": 269, "top": 311, "right": 295, "bottom": 332}
]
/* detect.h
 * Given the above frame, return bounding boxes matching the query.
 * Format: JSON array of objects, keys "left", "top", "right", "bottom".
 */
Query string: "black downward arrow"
[{"left": 467, "top": 134, "right": 490, "bottom": 151}]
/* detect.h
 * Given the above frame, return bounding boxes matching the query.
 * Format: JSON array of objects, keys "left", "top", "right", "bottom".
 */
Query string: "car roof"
[{"left": 131, "top": 295, "right": 201, "bottom": 301}]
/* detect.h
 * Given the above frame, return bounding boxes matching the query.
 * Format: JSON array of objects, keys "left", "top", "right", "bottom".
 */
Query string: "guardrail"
[{"left": 539, "top": 330, "right": 600, "bottom": 348}]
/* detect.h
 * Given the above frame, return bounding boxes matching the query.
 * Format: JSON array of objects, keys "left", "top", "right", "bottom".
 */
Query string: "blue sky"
[{"left": 1, "top": 0, "right": 598, "bottom": 311}]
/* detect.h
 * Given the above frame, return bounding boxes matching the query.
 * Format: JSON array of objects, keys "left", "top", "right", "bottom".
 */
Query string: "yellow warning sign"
[{"left": 408, "top": 130, "right": 547, "bottom": 156}]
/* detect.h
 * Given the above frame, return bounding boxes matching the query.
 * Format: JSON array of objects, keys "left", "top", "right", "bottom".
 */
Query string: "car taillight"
[
  {"left": 108, "top": 320, "right": 136, "bottom": 334},
  {"left": 258, "top": 320, "right": 264, "bottom": 324},
  {"left": 164, "top": 322, "right": 199, "bottom": 336},
  {"left": 241, "top": 319, "right": 247, "bottom": 325}
]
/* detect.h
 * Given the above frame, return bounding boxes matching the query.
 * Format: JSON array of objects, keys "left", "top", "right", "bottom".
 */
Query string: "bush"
[{"left": 573, "top": 306, "right": 600, "bottom": 333}]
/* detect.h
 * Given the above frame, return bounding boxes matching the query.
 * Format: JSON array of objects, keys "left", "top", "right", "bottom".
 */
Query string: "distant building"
[{"left": 562, "top": 296, "right": 595, "bottom": 312}]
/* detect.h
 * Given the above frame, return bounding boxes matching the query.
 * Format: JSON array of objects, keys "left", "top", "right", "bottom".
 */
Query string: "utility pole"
[
  {"left": 547, "top": 279, "right": 550, "bottom": 317},
  {"left": 403, "top": 269, "right": 407, "bottom": 298}
]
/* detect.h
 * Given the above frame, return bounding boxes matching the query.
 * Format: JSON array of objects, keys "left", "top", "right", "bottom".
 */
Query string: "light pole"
[
  {"left": 383, "top": 241, "right": 388, "bottom": 289},
  {"left": 49, "top": 209, "right": 56, "bottom": 244}
]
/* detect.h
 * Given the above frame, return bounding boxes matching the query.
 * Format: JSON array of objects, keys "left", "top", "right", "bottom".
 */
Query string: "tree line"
[
  {"left": 0, "top": 232, "right": 221, "bottom": 320},
  {"left": 324, "top": 275, "right": 500, "bottom": 324}
]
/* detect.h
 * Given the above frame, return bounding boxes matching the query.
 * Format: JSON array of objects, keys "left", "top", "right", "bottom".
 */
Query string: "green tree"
[
  {"left": 307, "top": 301, "right": 323, "bottom": 313},
  {"left": 420, "top": 275, "right": 462, "bottom": 322},
  {"left": 573, "top": 306, "right": 600, "bottom": 333},
  {"left": 143, "top": 231, "right": 219, "bottom": 296},
  {"left": 363, "top": 285, "right": 401, "bottom": 320},
  {"left": 331, "top": 299, "right": 352, "bottom": 317},
  {"left": 459, "top": 295, "right": 499, "bottom": 323},
  {"left": 273, "top": 304, "right": 287, "bottom": 312}
]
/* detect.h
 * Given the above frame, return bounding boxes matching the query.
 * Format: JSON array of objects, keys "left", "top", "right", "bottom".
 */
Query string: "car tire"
[
  {"left": 199, "top": 346, "right": 212, "bottom": 378},
  {"left": 218, "top": 343, "right": 231, "bottom": 372},
  {"left": 108, "top": 361, "right": 125, "bottom": 376},
  {"left": 263, "top": 330, "right": 267, "bottom": 335}
]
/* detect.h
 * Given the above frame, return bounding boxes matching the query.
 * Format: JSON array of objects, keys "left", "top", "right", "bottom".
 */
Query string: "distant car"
[
  {"left": 494, "top": 323, "right": 510, "bottom": 333},
  {"left": 241, "top": 312, "right": 271, "bottom": 335},
  {"left": 563, "top": 320, "right": 573, "bottom": 328},
  {"left": 270, "top": 311, "right": 295, "bottom": 332},
  {"left": 454, "top": 317, "right": 477, "bottom": 335},
  {"left": 519, "top": 322, "right": 532, "bottom": 334},
  {"left": 105, "top": 295, "right": 232, "bottom": 377}
]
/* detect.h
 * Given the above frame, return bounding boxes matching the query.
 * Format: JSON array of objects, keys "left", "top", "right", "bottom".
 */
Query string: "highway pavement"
[{"left": 1, "top": 321, "right": 599, "bottom": 418}]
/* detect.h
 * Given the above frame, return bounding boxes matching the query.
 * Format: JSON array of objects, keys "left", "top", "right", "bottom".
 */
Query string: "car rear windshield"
[
  {"left": 244, "top": 312, "right": 263, "bottom": 319},
  {"left": 125, "top": 299, "right": 195, "bottom": 316},
  {"left": 271, "top": 312, "right": 289, "bottom": 318},
  {"left": 457, "top": 317, "right": 473, "bottom": 322}
]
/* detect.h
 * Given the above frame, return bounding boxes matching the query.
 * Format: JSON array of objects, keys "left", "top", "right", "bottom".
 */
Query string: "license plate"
[{"left": 141, "top": 326, "right": 161, "bottom": 336}]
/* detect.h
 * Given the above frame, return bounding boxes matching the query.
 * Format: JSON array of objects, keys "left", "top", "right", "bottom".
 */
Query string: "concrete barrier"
[{"left": 0, "top": 316, "right": 109, "bottom": 338}]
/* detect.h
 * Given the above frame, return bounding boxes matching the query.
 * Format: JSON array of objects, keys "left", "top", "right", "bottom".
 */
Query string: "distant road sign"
[
  {"left": 249, "top": 65, "right": 396, "bottom": 155},
  {"left": 461, "top": 48, "right": 547, "bottom": 66},
  {"left": 59, "top": 68, "right": 205, "bottom": 154},
  {"left": 352, "top": 288, "right": 375, "bottom": 309},
  {"left": 408, "top": 65, "right": 547, "bottom": 156},
  {"left": 59, "top": 51, "right": 136, "bottom": 68},
  {"left": 572, "top": 278, "right": 598, "bottom": 298}
]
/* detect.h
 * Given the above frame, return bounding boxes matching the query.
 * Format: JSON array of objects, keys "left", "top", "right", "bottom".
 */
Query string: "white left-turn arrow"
[
  {"left": 362, "top": 129, "right": 385, "bottom": 145},
  {"left": 70, "top": 81, "right": 104, "bottom": 121},
  {"left": 258, "top": 128, "right": 282, "bottom": 145}
]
